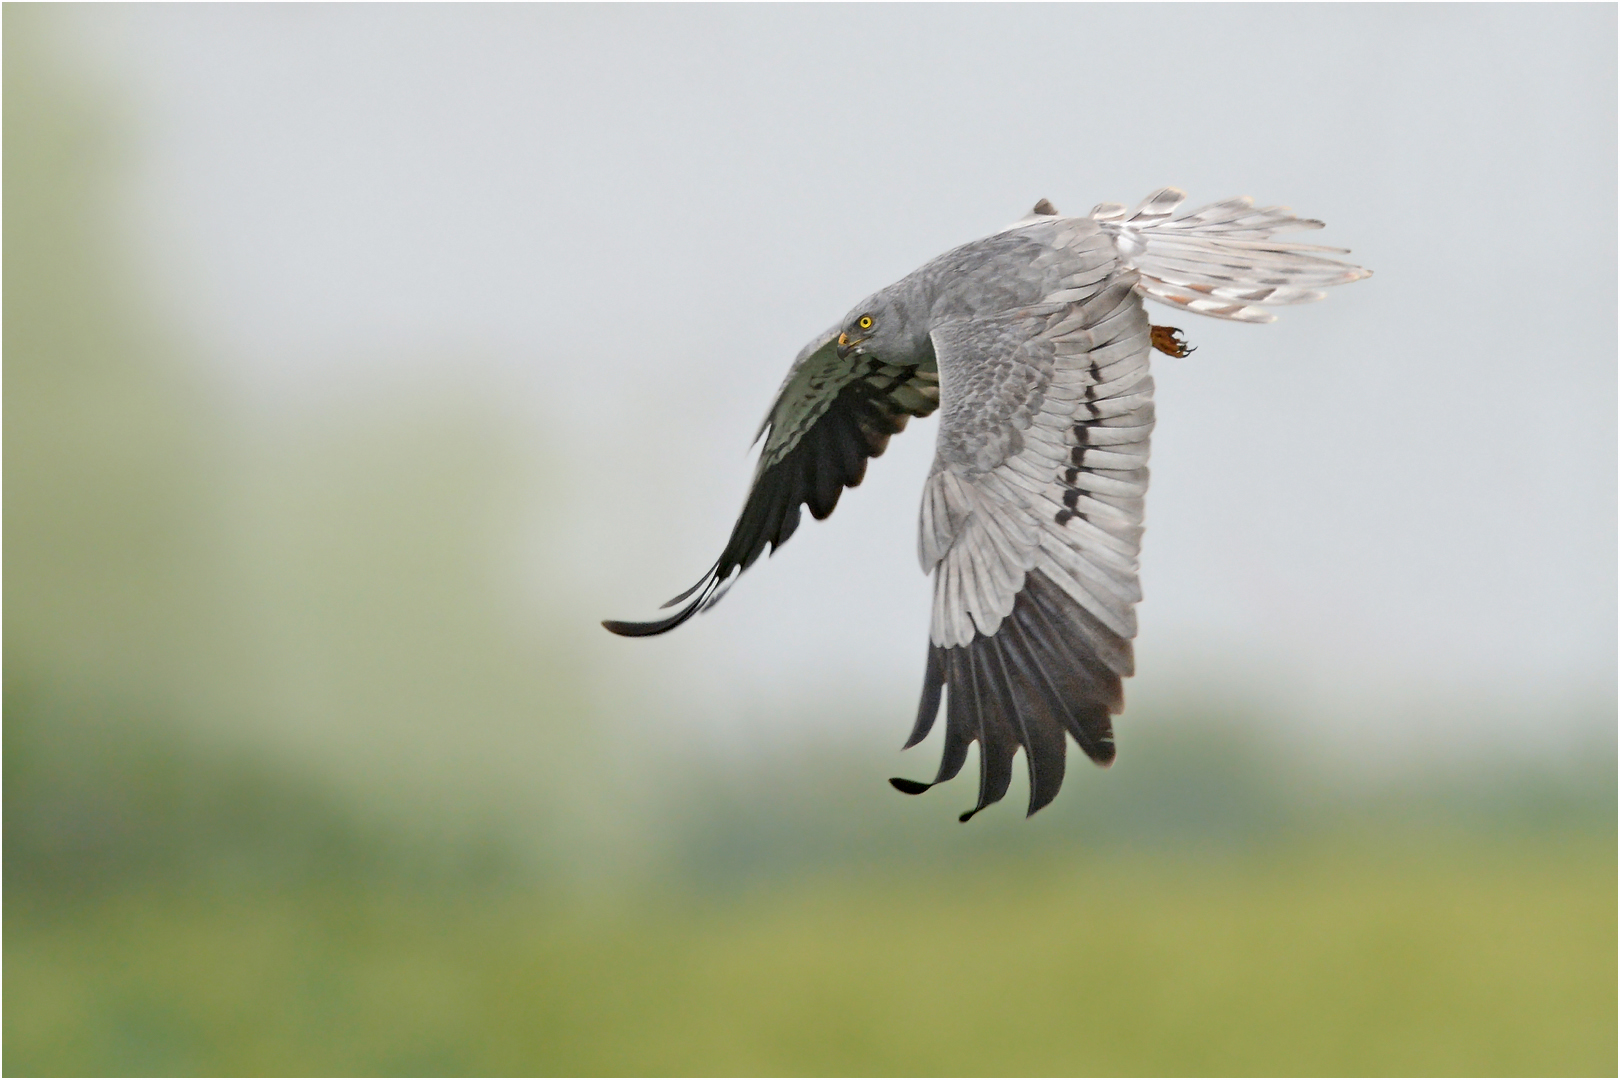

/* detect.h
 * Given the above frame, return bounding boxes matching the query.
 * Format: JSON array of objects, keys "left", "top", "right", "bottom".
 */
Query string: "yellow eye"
[{"left": 858, "top": 315, "right": 873, "bottom": 330}]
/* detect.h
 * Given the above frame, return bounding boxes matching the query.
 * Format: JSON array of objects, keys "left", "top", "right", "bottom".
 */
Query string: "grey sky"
[{"left": 66, "top": 4, "right": 1617, "bottom": 759}]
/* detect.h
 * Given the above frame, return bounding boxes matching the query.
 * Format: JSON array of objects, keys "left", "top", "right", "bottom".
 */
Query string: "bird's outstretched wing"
[
  {"left": 897, "top": 194, "right": 1369, "bottom": 820},
  {"left": 602, "top": 329, "right": 941, "bottom": 637},
  {"left": 895, "top": 269, "right": 1154, "bottom": 820},
  {"left": 1091, "top": 187, "right": 1371, "bottom": 323}
]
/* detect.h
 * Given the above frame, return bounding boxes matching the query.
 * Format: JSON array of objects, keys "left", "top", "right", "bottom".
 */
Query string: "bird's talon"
[{"left": 1151, "top": 325, "right": 1194, "bottom": 358}]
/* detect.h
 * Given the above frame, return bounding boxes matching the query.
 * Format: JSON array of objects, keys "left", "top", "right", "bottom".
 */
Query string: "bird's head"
[{"left": 836, "top": 290, "right": 924, "bottom": 363}]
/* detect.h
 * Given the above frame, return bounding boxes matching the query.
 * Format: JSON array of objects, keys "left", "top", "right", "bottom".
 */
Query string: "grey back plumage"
[{"left": 604, "top": 188, "right": 1370, "bottom": 820}]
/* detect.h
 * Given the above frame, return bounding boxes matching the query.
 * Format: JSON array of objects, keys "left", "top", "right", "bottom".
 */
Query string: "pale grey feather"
[{"left": 1093, "top": 187, "right": 1371, "bottom": 324}]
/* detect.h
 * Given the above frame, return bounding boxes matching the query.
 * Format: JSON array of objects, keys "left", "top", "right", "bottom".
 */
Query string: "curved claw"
[{"left": 1151, "top": 325, "right": 1195, "bottom": 358}]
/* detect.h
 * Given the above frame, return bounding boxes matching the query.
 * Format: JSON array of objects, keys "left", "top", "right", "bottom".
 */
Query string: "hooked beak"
[{"left": 836, "top": 331, "right": 863, "bottom": 359}]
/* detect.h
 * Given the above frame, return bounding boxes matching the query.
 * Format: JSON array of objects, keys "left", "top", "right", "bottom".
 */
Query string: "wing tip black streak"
[
  {"left": 659, "top": 561, "right": 721, "bottom": 609},
  {"left": 603, "top": 571, "right": 724, "bottom": 637},
  {"left": 600, "top": 602, "right": 700, "bottom": 638},
  {"left": 904, "top": 569, "right": 1128, "bottom": 820}
]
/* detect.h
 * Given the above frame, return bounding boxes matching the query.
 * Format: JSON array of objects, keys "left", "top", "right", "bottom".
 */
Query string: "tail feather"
[{"left": 1096, "top": 188, "right": 1370, "bottom": 324}]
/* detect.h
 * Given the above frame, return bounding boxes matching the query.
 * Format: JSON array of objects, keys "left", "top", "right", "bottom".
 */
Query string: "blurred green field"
[{"left": 7, "top": 838, "right": 1614, "bottom": 1077}]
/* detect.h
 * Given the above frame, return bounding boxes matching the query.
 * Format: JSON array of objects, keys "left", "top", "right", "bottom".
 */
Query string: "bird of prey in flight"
[{"left": 604, "top": 188, "right": 1369, "bottom": 821}]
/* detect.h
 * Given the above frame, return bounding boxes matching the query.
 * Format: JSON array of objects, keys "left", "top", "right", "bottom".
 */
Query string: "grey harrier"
[{"left": 605, "top": 188, "right": 1369, "bottom": 820}]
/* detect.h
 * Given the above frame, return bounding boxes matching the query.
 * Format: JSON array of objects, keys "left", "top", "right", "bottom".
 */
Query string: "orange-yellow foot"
[{"left": 1151, "top": 325, "right": 1194, "bottom": 357}]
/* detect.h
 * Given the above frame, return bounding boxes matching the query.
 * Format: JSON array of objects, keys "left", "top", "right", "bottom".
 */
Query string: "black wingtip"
[
  {"left": 889, "top": 777, "right": 932, "bottom": 795},
  {"left": 601, "top": 598, "right": 703, "bottom": 637},
  {"left": 659, "top": 561, "right": 721, "bottom": 609},
  {"left": 958, "top": 808, "right": 980, "bottom": 824},
  {"left": 602, "top": 616, "right": 677, "bottom": 638},
  {"left": 605, "top": 565, "right": 733, "bottom": 638},
  {"left": 1026, "top": 787, "right": 1059, "bottom": 818}
]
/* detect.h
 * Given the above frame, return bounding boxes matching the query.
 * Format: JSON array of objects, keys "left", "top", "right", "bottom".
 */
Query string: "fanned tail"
[{"left": 1095, "top": 188, "right": 1371, "bottom": 324}]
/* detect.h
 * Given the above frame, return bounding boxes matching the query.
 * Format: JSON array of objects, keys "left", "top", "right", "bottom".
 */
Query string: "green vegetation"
[{"left": 8, "top": 840, "right": 1614, "bottom": 1076}]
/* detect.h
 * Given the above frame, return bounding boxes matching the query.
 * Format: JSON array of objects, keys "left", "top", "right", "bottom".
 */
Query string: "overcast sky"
[{"left": 64, "top": 4, "right": 1617, "bottom": 761}]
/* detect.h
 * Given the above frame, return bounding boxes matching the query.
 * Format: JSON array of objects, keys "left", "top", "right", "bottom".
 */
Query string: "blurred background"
[{"left": 5, "top": 4, "right": 1614, "bottom": 1075}]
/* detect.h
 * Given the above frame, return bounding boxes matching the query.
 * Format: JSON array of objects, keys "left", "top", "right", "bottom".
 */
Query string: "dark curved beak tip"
[{"left": 836, "top": 343, "right": 853, "bottom": 360}]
